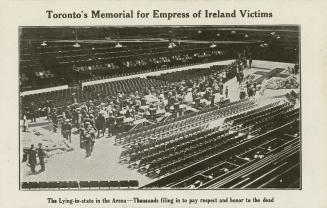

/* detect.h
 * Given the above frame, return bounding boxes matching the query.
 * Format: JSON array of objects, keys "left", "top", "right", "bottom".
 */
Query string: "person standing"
[
  {"left": 88, "top": 125, "right": 96, "bottom": 154},
  {"left": 210, "top": 94, "right": 215, "bottom": 107},
  {"left": 225, "top": 86, "right": 229, "bottom": 98},
  {"left": 51, "top": 110, "right": 58, "bottom": 133},
  {"left": 22, "top": 114, "right": 28, "bottom": 132},
  {"left": 37, "top": 143, "right": 46, "bottom": 172},
  {"left": 84, "top": 134, "right": 92, "bottom": 157},
  {"left": 30, "top": 102, "right": 37, "bottom": 123},
  {"left": 79, "top": 123, "right": 86, "bottom": 149},
  {"left": 66, "top": 120, "right": 72, "bottom": 143},
  {"left": 72, "top": 108, "right": 80, "bottom": 128},
  {"left": 95, "top": 112, "right": 106, "bottom": 138},
  {"left": 28, "top": 144, "right": 37, "bottom": 173},
  {"left": 84, "top": 125, "right": 96, "bottom": 157},
  {"left": 248, "top": 58, "right": 252, "bottom": 69},
  {"left": 61, "top": 119, "right": 72, "bottom": 143}
]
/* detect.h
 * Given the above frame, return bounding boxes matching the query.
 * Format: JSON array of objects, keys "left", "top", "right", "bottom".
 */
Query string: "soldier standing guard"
[{"left": 37, "top": 143, "right": 47, "bottom": 172}]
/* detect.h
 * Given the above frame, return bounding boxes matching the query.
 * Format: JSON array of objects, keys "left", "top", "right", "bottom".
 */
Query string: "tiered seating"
[
  {"left": 56, "top": 43, "right": 214, "bottom": 67},
  {"left": 249, "top": 107, "right": 299, "bottom": 134},
  {"left": 21, "top": 88, "right": 79, "bottom": 109},
  {"left": 83, "top": 77, "right": 168, "bottom": 99},
  {"left": 141, "top": 119, "right": 300, "bottom": 188},
  {"left": 21, "top": 77, "right": 168, "bottom": 110},
  {"left": 72, "top": 47, "right": 226, "bottom": 81},
  {"left": 116, "top": 98, "right": 257, "bottom": 145},
  {"left": 120, "top": 125, "right": 206, "bottom": 163},
  {"left": 149, "top": 65, "right": 228, "bottom": 82},
  {"left": 224, "top": 101, "right": 299, "bottom": 134},
  {"left": 20, "top": 51, "right": 63, "bottom": 90},
  {"left": 151, "top": 129, "right": 247, "bottom": 176},
  {"left": 205, "top": 137, "right": 300, "bottom": 189},
  {"left": 224, "top": 101, "right": 281, "bottom": 123},
  {"left": 149, "top": 60, "right": 241, "bottom": 85},
  {"left": 20, "top": 41, "right": 230, "bottom": 90}
]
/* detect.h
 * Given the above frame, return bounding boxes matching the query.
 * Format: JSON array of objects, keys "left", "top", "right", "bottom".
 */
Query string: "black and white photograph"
[{"left": 19, "top": 25, "right": 301, "bottom": 190}]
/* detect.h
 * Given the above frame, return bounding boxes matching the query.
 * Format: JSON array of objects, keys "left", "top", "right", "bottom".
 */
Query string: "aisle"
[
  {"left": 20, "top": 60, "right": 297, "bottom": 185},
  {"left": 21, "top": 130, "right": 154, "bottom": 186}
]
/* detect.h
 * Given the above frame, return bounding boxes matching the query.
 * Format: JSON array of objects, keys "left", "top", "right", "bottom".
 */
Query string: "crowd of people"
[{"left": 22, "top": 51, "right": 256, "bottom": 166}]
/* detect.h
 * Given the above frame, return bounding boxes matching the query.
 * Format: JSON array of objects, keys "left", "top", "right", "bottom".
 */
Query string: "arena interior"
[{"left": 19, "top": 26, "right": 301, "bottom": 189}]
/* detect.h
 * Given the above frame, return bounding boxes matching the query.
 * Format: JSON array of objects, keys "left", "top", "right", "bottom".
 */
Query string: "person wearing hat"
[
  {"left": 84, "top": 124, "right": 96, "bottom": 157},
  {"left": 87, "top": 124, "right": 96, "bottom": 154},
  {"left": 240, "top": 87, "right": 246, "bottom": 100},
  {"left": 51, "top": 110, "right": 58, "bottom": 133},
  {"left": 28, "top": 144, "right": 37, "bottom": 173},
  {"left": 61, "top": 119, "right": 67, "bottom": 139},
  {"left": 22, "top": 114, "right": 28, "bottom": 132},
  {"left": 79, "top": 123, "right": 86, "bottom": 149},
  {"left": 84, "top": 133, "right": 92, "bottom": 157},
  {"left": 95, "top": 112, "right": 106, "bottom": 138},
  {"left": 37, "top": 143, "right": 47, "bottom": 172},
  {"left": 62, "top": 119, "right": 72, "bottom": 143},
  {"left": 72, "top": 108, "right": 80, "bottom": 128},
  {"left": 84, "top": 115, "right": 94, "bottom": 127}
]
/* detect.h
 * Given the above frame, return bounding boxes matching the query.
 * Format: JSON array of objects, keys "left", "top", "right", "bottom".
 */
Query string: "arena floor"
[{"left": 20, "top": 60, "right": 299, "bottom": 186}]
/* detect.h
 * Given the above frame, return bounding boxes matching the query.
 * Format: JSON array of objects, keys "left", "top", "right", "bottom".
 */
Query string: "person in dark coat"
[
  {"left": 84, "top": 134, "right": 92, "bottom": 157},
  {"left": 28, "top": 144, "right": 37, "bottom": 173},
  {"left": 30, "top": 102, "right": 38, "bottom": 123},
  {"left": 62, "top": 119, "right": 72, "bottom": 143},
  {"left": 37, "top": 143, "right": 46, "bottom": 172},
  {"left": 65, "top": 120, "right": 72, "bottom": 143},
  {"left": 95, "top": 113, "right": 106, "bottom": 138},
  {"left": 84, "top": 132, "right": 95, "bottom": 157},
  {"left": 79, "top": 123, "right": 86, "bottom": 149},
  {"left": 51, "top": 111, "right": 58, "bottom": 133},
  {"left": 72, "top": 108, "right": 79, "bottom": 128},
  {"left": 240, "top": 88, "right": 246, "bottom": 100},
  {"left": 84, "top": 125, "right": 96, "bottom": 157},
  {"left": 88, "top": 125, "right": 96, "bottom": 153},
  {"left": 248, "top": 58, "right": 252, "bottom": 68}
]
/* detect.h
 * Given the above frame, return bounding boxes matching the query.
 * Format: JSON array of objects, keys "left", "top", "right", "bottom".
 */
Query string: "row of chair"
[
  {"left": 21, "top": 180, "right": 139, "bottom": 189},
  {"left": 118, "top": 98, "right": 257, "bottom": 145},
  {"left": 149, "top": 65, "right": 227, "bottom": 83},
  {"left": 137, "top": 128, "right": 231, "bottom": 166},
  {"left": 141, "top": 117, "right": 300, "bottom": 188},
  {"left": 119, "top": 125, "right": 206, "bottom": 160},
  {"left": 224, "top": 101, "right": 281, "bottom": 123},
  {"left": 122, "top": 126, "right": 221, "bottom": 164},
  {"left": 155, "top": 132, "right": 248, "bottom": 176}
]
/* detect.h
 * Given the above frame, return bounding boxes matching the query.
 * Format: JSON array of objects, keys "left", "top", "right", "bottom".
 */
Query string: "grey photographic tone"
[{"left": 19, "top": 26, "right": 300, "bottom": 190}]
